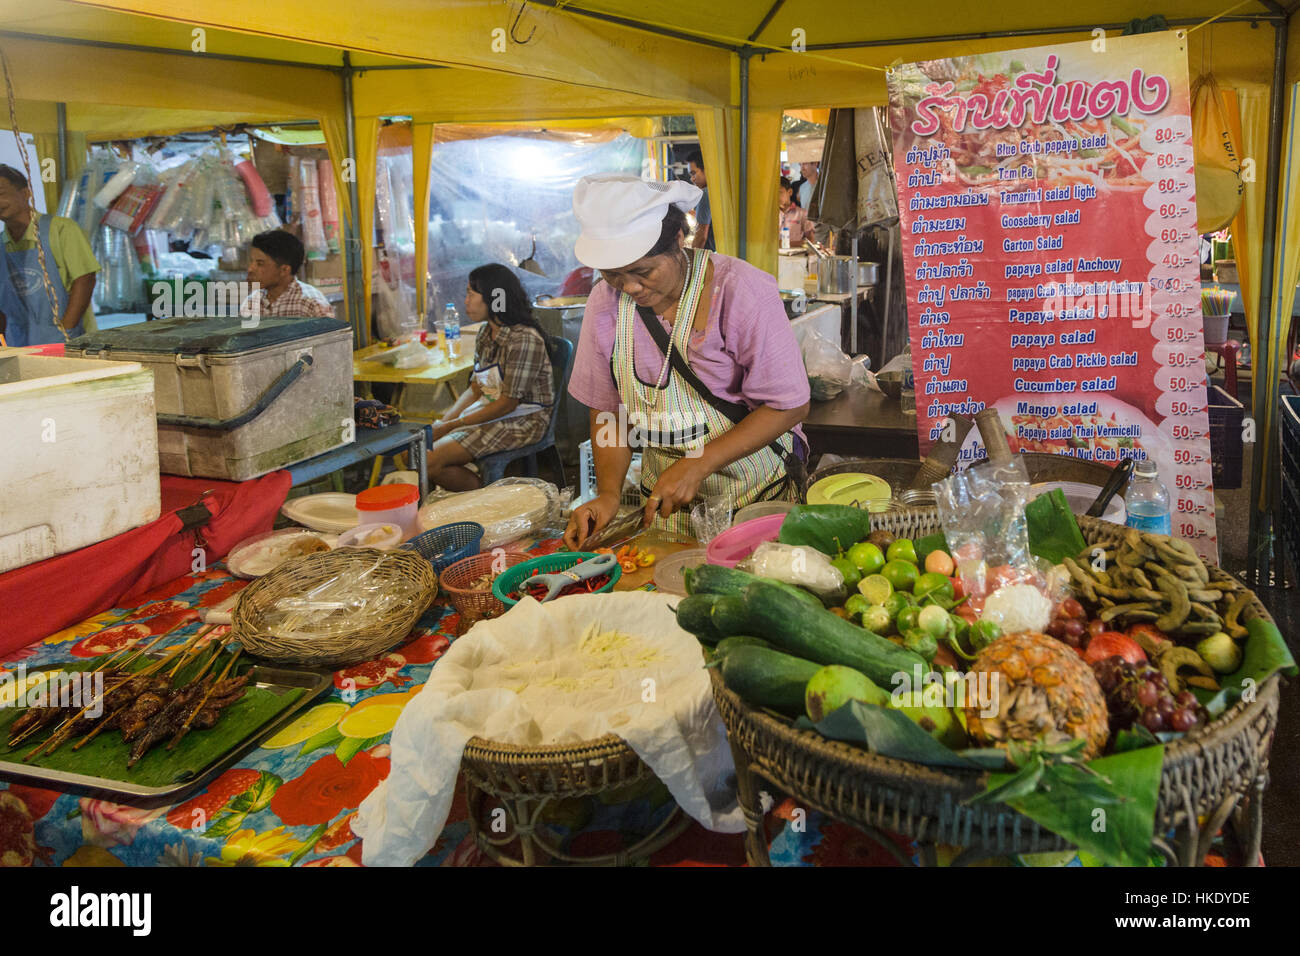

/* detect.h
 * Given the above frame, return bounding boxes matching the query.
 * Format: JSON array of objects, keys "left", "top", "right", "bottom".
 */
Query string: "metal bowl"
[{"left": 875, "top": 370, "right": 905, "bottom": 400}]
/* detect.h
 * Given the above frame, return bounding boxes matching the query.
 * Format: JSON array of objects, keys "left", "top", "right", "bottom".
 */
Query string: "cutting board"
[{"left": 612, "top": 528, "right": 697, "bottom": 591}]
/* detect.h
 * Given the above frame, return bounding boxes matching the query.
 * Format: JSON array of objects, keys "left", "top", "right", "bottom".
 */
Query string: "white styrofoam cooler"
[
  {"left": 0, "top": 349, "right": 161, "bottom": 573},
  {"left": 66, "top": 316, "right": 354, "bottom": 481}
]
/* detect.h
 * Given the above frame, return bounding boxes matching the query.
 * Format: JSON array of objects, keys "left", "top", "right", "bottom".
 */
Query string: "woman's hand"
[
  {"left": 564, "top": 491, "right": 621, "bottom": 550},
  {"left": 645, "top": 457, "right": 710, "bottom": 524}
]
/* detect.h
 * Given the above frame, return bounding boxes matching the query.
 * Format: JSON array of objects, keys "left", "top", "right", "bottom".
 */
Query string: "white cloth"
[
  {"left": 353, "top": 591, "right": 745, "bottom": 866},
  {"left": 572, "top": 174, "right": 702, "bottom": 270},
  {"left": 469, "top": 364, "right": 543, "bottom": 422}
]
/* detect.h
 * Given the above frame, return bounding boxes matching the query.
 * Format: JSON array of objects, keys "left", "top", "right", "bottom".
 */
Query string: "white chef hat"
[{"left": 572, "top": 174, "right": 703, "bottom": 270}]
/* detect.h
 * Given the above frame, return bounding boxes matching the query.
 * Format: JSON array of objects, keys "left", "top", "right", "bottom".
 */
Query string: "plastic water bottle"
[
  {"left": 1125, "top": 460, "right": 1172, "bottom": 535},
  {"left": 442, "top": 303, "right": 461, "bottom": 360},
  {"left": 780, "top": 222, "right": 791, "bottom": 250}
]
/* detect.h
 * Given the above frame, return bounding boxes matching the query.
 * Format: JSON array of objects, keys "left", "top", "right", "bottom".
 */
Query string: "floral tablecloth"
[{"left": 0, "top": 548, "right": 1238, "bottom": 868}]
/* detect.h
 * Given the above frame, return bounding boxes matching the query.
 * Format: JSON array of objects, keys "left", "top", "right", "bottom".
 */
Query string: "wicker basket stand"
[
  {"left": 713, "top": 511, "right": 1282, "bottom": 867},
  {"left": 460, "top": 734, "right": 693, "bottom": 866}
]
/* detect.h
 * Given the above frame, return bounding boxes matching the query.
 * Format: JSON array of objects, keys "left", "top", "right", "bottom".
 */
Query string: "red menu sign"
[{"left": 887, "top": 32, "right": 1217, "bottom": 559}]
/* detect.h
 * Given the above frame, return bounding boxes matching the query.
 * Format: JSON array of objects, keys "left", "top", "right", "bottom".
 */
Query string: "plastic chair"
[{"left": 477, "top": 336, "right": 575, "bottom": 487}]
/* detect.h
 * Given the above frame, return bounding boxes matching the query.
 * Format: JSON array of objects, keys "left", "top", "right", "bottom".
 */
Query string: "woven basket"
[
  {"left": 460, "top": 734, "right": 692, "bottom": 866},
  {"left": 713, "top": 511, "right": 1282, "bottom": 866},
  {"left": 232, "top": 548, "right": 438, "bottom": 668},
  {"left": 400, "top": 522, "right": 484, "bottom": 575},
  {"left": 440, "top": 551, "right": 532, "bottom": 626},
  {"left": 492, "top": 552, "right": 621, "bottom": 607},
  {"left": 808, "top": 453, "right": 1128, "bottom": 498}
]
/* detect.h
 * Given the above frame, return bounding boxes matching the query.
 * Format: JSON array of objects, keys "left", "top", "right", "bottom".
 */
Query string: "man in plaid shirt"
[{"left": 241, "top": 229, "right": 335, "bottom": 319}]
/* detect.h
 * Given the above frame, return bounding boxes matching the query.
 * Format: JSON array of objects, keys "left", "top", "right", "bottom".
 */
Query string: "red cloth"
[
  {"left": 0, "top": 471, "right": 290, "bottom": 655},
  {"left": 558, "top": 267, "right": 594, "bottom": 297}
]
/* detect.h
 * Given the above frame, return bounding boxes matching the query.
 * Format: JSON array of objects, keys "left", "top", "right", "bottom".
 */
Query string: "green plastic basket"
[{"left": 492, "top": 551, "right": 622, "bottom": 607}]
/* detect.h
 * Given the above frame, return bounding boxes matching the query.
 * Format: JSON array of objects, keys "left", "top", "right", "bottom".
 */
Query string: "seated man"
[{"left": 242, "top": 229, "right": 334, "bottom": 319}]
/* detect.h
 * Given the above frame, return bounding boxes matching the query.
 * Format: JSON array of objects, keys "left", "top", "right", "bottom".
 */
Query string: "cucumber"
[
  {"left": 676, "top": 593, "right": 726, "bottom": 645},
  {"left": 713, "top": 635, "right": 773, "bottom": 659},
  {"left": 710, "top": 594, "right": 754, "bottom": 637},
  {"left": 740, "top": 582, "right": 926, "bottom": 688},
  {"left": 719, "top": 644, "right": 822, "bottom": 717},
  {"left": 687, "top": 564, "right": 822, "bottom": 608}
]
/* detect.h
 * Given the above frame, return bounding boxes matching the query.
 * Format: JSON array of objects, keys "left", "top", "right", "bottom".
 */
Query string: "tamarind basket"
[
  {"left": 232, "top": 548, "right": 438, "bottom": 668},
  {"left": 440, "top": 551, "right": 532, "bottom": 626},
  {"left": 806, "top": 453, "right": 1128, "bottom": 500},
  {"left": 459, "top": 735, "right": 692, "bottom": 867},
  {"left": 713, "top": 511, "right": 1281, "bottom": 867}
]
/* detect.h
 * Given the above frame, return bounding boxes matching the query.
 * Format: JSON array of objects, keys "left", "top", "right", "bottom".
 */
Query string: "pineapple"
[{"left": 965, "top": 632, "right": 1110, "bottom": 759}]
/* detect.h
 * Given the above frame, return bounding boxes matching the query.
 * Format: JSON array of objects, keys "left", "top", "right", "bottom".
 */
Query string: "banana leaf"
[
  {"left": 983, "top": 745, "right": 1164, "bottom": 867},
  {"left": 1025, "top": 489, "right": 1087, "bottom": 565},
  {"left": 777, "top": 505, "right": 873, "bottom": 556},
  {"left": 915, "top": 531, "right": 949, "bottom": 563},
  {"left": 1197, "top": 616, "right": 1298, "bottom": 716},
  {"left": 796, "top": 700, "right": 980, "bottom": 769}
]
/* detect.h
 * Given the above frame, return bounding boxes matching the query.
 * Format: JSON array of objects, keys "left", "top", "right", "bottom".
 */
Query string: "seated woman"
[
  {"left": 426, "top": 264, "right": 555, "bottom": 491},
  {"left": 779, "top": 176, "right": 816, "bottom": 245}
]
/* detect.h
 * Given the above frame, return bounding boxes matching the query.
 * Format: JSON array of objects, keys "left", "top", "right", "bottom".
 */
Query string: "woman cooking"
[
  {"left": 564, "top": 174, "right": 810, "bottom": 549},
  {"left": 425, "top": 263, "right": 555, "bottom": 491}
]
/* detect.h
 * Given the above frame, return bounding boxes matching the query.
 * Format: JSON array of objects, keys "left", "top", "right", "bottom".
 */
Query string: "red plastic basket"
[{"left": 440, "top": 551, "right": 533, "bottom": 625}]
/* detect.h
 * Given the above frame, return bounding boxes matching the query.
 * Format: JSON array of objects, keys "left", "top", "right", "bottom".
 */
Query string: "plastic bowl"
[
  {"left": 705, "top": 513, "right": 786, "bottom": 568},
  {"left": 336, "top": 523, "right": 404, "bottom": 550},
  {"left": 492, "top": 552, "right": 622, "bottom": 607},
  {"left": 400, "top": 521, "right": 484, "bottom": 574},
  {"left": 652, "top": 547, "right": 709, "bottom": 596},
  {"left": 732, "top": 500, "right": 796, "bottom": 526}
]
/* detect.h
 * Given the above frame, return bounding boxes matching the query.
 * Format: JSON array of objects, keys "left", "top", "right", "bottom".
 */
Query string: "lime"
[
  {"left": 896, "top": 606, "right": 922, "bottom": 634},
  {"left": 858, "top": 573, "right": 893, "bottom": 605},
  {"left": 914, "top": 571, "right": 955, "bottom": 604},
  {"left": 861, "top": 604, "right": 893, "bottom": 635},
  {"left": 846, "top": 541, "right": 886, "bottom": 575},
  {"left": 881, "top": 559, "right": 918, "bottom": 593},
  {"left": 831, "top": 556, "right": 862, "bottom": 589},
  {"left": 886, "top": 538, "right": 918, "bottom": 565},
  {"left": 261, "top": 702, "right": 348, "bottom": 749},
  {"left": 844, "top": 593, "right": 871, "bottom": 620}
]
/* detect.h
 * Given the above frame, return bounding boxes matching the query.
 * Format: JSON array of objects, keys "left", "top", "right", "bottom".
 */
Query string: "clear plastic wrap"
[
  {"left": 260, "top": 553, "right": 427, "bottom": 639},
  {"left": 933, "top": 456, "right": 1061, "bottom": 628},
  {"left": 743, "top": 540, "right": 845, "bottom": 598},
  {"left": 802, "top": 329, "right": 854, "bottom": 401},
  {"left": 417, "top": 477, "right": 559, "bottom": 548}
]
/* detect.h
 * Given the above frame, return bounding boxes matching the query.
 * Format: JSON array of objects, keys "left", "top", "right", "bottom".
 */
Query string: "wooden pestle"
[
  {"left": 974, "top": 408, "right": 1014, "bottom": 465},
  {"left": 910, "top": 414, "right": 974, "bottom": 489}
]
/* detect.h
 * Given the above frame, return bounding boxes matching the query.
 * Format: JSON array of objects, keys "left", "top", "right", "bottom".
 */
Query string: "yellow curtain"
[
  {"left": 746, "top": 108, "right": 784, "bottom": 278},
  {"left": 1226, "top": 87, "right": 1271, "bottom": 416},
  {"left": 412, "top": 122, "right": 434, "bottom": 318},
  {"left": 1259, "top": 84, "right": 1300, "bottom": 511},
  {"left": 692, "top": 106, "right": 736, "bottom": 258},
  {"left": 354, "top": 117, "right": 382, "bottom": 336}
]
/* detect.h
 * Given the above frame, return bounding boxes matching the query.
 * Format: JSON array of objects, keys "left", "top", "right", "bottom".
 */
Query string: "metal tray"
[{"left": 0, "top": 660, "right": 333, "bottom": 807}]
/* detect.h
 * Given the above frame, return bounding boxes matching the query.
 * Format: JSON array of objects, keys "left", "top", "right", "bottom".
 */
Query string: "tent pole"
[
  {"left": 739, "top": 49, "right": 751, "bottom": 259},
  {"left": 342, "top": 52, "right": 367, "bottom": 349},
  {"left": 56, "top": 102, "right": 67, "bottom": 183},
  {"left": 1247, "top": 11, "right": 1289, "bottom": 586}
]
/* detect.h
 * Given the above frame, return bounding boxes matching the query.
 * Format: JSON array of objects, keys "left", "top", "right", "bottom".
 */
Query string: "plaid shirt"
[
  {"left": 241, "top": 278, "right": 335, "bottom": 319},
  {"left": 475, "top": 323, "right": 554, "bottom": 407}
]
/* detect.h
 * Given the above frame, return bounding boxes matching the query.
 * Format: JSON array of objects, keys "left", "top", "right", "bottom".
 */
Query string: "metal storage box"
[
  {"left": 0, "top": 349, "right": 161, "bottom": 573},
  {"left": 67, "top": 316, "right": 353, "bottom": 480}
]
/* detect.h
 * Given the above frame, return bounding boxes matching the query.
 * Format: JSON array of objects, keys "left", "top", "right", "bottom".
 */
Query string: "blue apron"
[{"left": 0, "top": 215, "right": 78, "bottom": 347}]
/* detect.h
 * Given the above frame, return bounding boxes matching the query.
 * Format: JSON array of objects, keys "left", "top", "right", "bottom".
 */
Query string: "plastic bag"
[
  {"left": 744, "top": 540, "right": 845, "bottom": 598},
  {"left": 417, "top": 477, "right": 559, "bottom": 549},
  {"left": 933, "top": 457, "right": 1060, "bottom": 628},
  {"left": 1191, "top": 73, "right": 1243, "bottom": 234},
  {"left": 802, "top": 330, "right": 853, "bottom": 401}
]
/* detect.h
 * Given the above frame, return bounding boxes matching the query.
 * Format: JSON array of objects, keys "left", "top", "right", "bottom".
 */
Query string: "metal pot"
[
  {"left": 816, "top": 256, "right": 855, "bottom": 296},
  {"left": 857, "top": 261, "right": 880, "bottom": 285}
]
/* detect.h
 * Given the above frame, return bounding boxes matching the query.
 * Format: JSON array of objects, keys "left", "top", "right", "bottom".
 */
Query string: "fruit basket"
[
  {"left": 459, "top": 734, "right": 692, "bottom": 866},
  {"left": 807, "top": 453, "right": 1127, "bottom": 499},
  {"left": 710, "top": 511, "right": 1281, "bottom": 867}
]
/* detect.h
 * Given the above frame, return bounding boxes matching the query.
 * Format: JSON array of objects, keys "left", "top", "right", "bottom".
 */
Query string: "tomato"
[
  {"left": 1126, "top": 622, "right": 1171, "bottom": 646},
  {"left": 1083, "top": 631, "right": 1147, "bottom": 666},
  {"left": 949, "top": 576, "right": 965, "bottom": 600},
  {"left": 954, "top": 603, "right": 978, "bottom": 625}
]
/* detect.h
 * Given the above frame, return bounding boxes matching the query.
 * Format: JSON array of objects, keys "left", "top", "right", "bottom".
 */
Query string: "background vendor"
[
  {"left": 563, "top": 174, "right": 809, "bottom": 547},
  {"left": 425, "top": 263, "right": 556, "bottom": 491},
  {"left": 243, "top": 229, "right": 335, "bottom": 318},
  {"left": 0, "top": 164, "right": 98, "bottom": 346}
]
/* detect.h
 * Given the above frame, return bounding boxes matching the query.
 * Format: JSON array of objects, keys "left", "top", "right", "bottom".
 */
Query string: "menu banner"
[{"left": 887, "top": 32, "right": 1217, "bottom": 559}]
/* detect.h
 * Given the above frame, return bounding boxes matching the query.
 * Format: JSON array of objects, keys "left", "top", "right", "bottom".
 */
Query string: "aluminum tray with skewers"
[{"left": 0, "top": 626, "right": 333, "bottom": 805}]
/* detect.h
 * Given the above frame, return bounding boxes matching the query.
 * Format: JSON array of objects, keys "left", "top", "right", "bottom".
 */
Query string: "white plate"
[
  {"left": 227, "top": 528, "right": 335, "bottom": 578},
  {"left": 281, "top": 492, "right": 360, "bottom": 533}
]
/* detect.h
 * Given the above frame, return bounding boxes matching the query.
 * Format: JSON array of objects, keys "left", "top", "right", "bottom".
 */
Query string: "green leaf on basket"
[
  {"left": 777, "top": 505, "right": 874, "bottom": 557},
  {"left": 915, "top": 531, "right": 949, "bottom": 563},
  {"left": 1197, "top": 616, "right": 1297, "bottom": 716},
  {"left": 1113, "top": 724, "right": 1161, "bottom": 753},
  {"left": 976, "top": 744, "right": 1164, "bottom": 868},
  {"left": 1026, "top": 489, "right": 1087, "bottom": 565},
  {"left": 797, "top": 700, "right": 982, "bottom": 769}
]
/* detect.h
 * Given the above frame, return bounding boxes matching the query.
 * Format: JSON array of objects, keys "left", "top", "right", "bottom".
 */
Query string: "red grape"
[
  {"left": 1061, "top": 598, "right": 1085, "bottom": 619},
  {"left": 1136, "top": 683, "right": 1159, "bottom": 708},
  {"left": 1175, "top": 691, "right": 1198, "bottom": 709},
  {"left": 1140, "top": 710, "right": 1166, "bottom": 732},
  {"left": 1170, "top": 709, "right": 1197, "bottom": 732},
  {"left": 1087, "top": 619, "right": 1106, "bottom": 639}
]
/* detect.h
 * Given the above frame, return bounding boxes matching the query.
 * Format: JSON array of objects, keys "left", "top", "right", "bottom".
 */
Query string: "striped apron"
[{"left": 611, "top": 248, "right": 795, "bottom": 537}]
